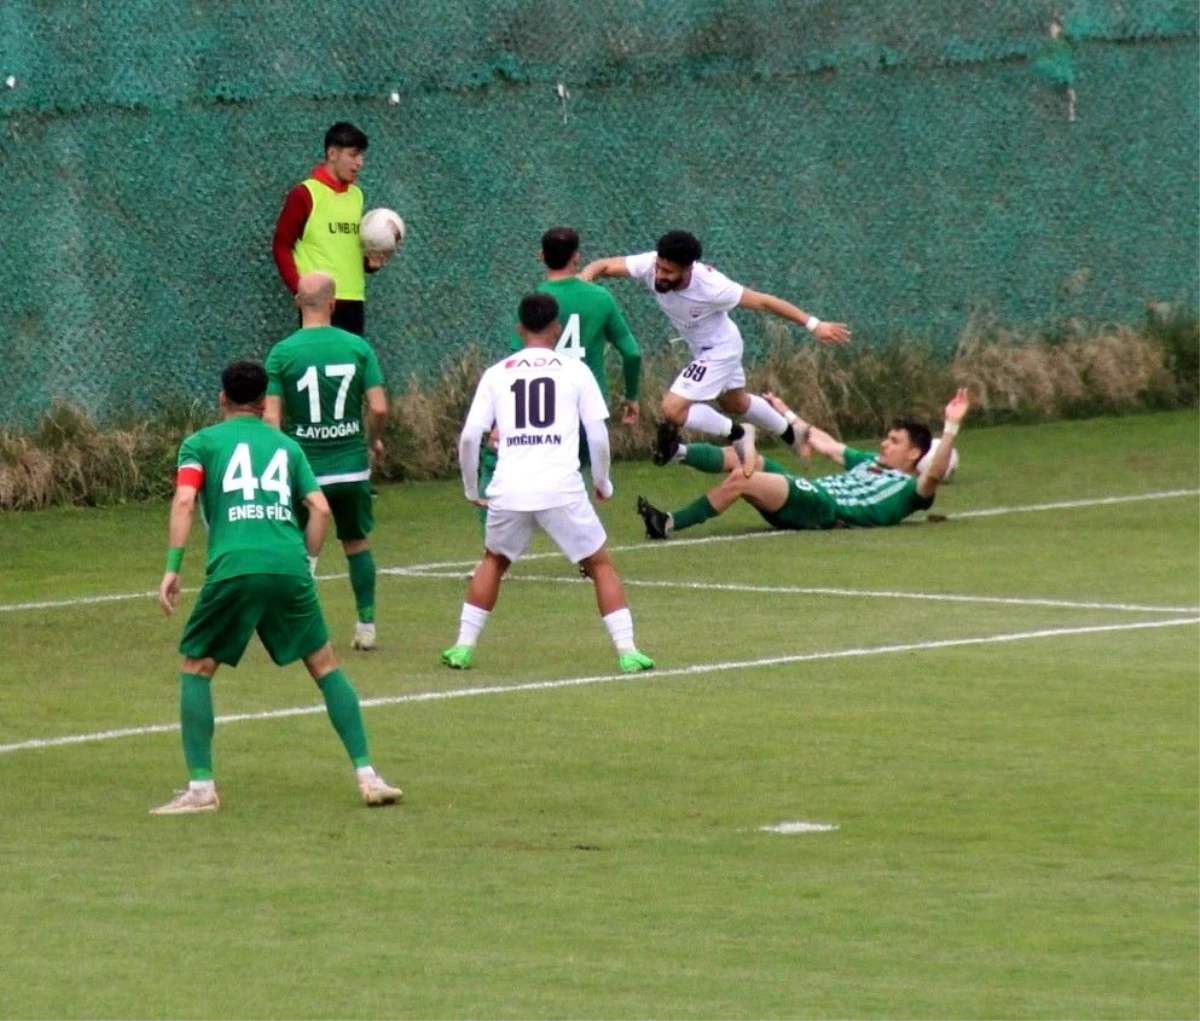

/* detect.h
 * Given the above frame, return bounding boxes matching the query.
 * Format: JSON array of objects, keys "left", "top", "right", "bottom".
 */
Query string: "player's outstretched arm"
[
  {"left": 917, "top": 387, "right": 970, "bottom": 498},
  {"left": 579, "top": 256, "right": 630, "bottom": 283},
  {"left": 159, "top": 483, "right": 198, "bottom": 616},
  {"left": 763, "top": 392, "right": 847, "bottom": 465},
  {"left": 738, "top": 289, "right": 850, "bottom": 345}
]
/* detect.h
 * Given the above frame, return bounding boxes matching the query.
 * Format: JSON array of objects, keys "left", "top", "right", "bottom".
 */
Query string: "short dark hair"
[
  {"left": 222, "top": 361, "right": 268, "bottom": 406},
  {"left": 324, "top": 121, "right": 368, "bottom": 153},
  {"left": 890, "top": 419, "right": 932, "bottom": 458},
  {"left": 541, "top": 227, "right": 580, "bottom": 270},
  {"left": 518, "top": 293, "right": 560, "bottom": 333},
  {"left": 656, "top": 230, "right": 702, "bottom": 267}
]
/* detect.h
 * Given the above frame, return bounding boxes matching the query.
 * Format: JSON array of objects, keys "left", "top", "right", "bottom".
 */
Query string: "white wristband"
[
  {"left": 942, "top": 421, "right": 960, "bottom": 437},
  {"left": 805, "top": 315, "right": 821, "bottom": 333},
  {"left": 785, "top": 410, "right": 798, "bottom": 424}
]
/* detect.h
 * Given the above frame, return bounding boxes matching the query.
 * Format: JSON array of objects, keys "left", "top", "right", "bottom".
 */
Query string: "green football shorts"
[
  {"left": 299, "top": 480, "right": 375, "bottom": 542},
  {"left": 179, "top": 573, "right": 329, "bottom": 667},
  {"left": 755, "top": 472, "right": 838, "bottom": 531}
]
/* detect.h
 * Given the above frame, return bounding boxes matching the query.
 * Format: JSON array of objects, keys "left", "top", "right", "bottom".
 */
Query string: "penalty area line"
[
  {"left": 400, "top": 572, "right": 1196, "bottom": 616},
  {"left": 1, "top": 488, "right": 1195, "bottom": 614},
  {"left": 0, "top": 616, "right": 1195, "bottom": 757}
]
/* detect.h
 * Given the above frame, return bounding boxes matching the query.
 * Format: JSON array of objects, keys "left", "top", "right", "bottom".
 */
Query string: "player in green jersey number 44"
[
  {"left": 637, "top": 388, "right": 970, "bottom": 538},
  {"left": 265, "top": 272, "right": 389, "bottom": 652},
  {"left": 153, "top": 361, "right": 402, "bottom": 814}
]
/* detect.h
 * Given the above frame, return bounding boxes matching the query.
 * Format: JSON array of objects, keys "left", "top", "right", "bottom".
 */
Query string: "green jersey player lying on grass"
[{"left": 636, "top": 388, "right": 969, "bottom": 539}]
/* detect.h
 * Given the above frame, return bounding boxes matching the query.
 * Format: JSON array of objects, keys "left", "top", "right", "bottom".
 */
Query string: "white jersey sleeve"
[
  {"left": 693, "top": 263, "right": 744, "bottom": 312},
  {"left": 624, "top": 251, "right": 658, "bottom": 292},
  {"left": 464, "top": 369, "right": 499, "bottom": 434}
]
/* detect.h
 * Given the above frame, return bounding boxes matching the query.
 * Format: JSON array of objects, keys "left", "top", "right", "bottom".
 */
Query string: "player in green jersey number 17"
[
  {"left": 636, "top": 388, "right": 970, "bottom": 538},
  {"left": 152, "top": 361, "right": 402, "bottom": 814},
  {"left": 264, "top": 271, "right": 389, "bottom": 652}
]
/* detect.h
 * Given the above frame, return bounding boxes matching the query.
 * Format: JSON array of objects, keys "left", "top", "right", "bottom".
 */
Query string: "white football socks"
[
  {"left": 684, "top": 404, "right": 734, "bottom": 438},
  {"left": 456, "top": 604, "right": 490, "bottom": 647},
  {"left": 742, "top": 394, "right": 789, "bottom": 436},
  {"left": 602, "top": 608, "right": 636, "bottom": 653}
]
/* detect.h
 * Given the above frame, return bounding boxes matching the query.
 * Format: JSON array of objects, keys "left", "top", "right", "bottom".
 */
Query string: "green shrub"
[{"left": 1, "top": 316, "right": 1195, "bottom": 510}]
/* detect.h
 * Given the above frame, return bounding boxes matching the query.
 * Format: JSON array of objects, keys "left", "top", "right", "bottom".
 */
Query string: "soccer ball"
[
  {"left": 360, "top": 207, "right": 405, "bottom": 254},
  {"left": 917, "top": 437, "right": 960, "bottom": 479}
]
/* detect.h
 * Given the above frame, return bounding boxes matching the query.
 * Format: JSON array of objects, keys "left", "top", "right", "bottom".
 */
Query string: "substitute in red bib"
[{"left": 272, "top": 121, "right": 400, "bottom": 337}]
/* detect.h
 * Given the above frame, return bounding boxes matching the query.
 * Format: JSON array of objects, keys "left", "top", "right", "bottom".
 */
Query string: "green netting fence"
[{"left": 1, "top": 0, "right": 1196, "bottom": 425}]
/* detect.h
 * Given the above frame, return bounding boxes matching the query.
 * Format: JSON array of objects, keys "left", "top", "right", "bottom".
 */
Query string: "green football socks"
[
  {"left": 318, "top": 669, "right": 371, "bottom": 768},
  {"left": 179, "top": 671, "right": 214, "bottom": 781},
  {"left": 683, "top": 443, "right": 728, "bottom": 474},
  {"left": 347, "top": 549, "right": 376, "bottom": 624},
  {"left": 671, "top": 495, "right": 718, "bottom": 532}
]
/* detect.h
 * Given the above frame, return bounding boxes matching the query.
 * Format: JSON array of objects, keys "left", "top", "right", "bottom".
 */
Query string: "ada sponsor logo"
[{"left": 504, "top": 355, "right": 564, "bottom": 369}]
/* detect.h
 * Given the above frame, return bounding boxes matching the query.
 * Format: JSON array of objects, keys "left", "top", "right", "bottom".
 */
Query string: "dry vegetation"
[{"left": 2, "top": 312, "right": 1196, "bottom": 510}]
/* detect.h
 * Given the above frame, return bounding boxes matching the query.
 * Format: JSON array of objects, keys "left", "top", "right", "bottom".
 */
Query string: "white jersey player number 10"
[{"left": 510, "top": 377, "right": 556, "bottom": 429}]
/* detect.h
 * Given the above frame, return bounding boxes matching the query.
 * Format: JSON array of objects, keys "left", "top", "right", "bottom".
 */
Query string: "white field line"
[
  {"left": 1, "top": 488, "right": 1195, "bottom": 615},
  {"left": 952, "top": 489, "right": 1198, "bottom": 519},
  {"left": 398, "top": 572, "right": 1198, "bottom": 615},
  {"left": 0, "top": 616, "right": 1196, "bottom": 757}
]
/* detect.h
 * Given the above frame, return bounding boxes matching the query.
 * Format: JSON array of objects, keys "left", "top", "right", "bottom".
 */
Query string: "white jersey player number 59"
[{"left": 554, "top": 313, "right": 584, "bottom": 359}]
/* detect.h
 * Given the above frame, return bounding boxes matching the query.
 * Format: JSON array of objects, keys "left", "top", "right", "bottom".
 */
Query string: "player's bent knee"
[
  {"left": 303, "top": 643, "right": 339, "bottom": 681},
  {"left": 716, "top": 389, "right": 750, "bottom": 415},
  {"left": 483, "top": 550, "right": 511, "bottom": 573},
  {"left": 181, "top": 656, "right": 219, "bottom": 677},
  {"left": 580, "top": 546, "right": 612, "bottom": 572},
  {"left": 660, "top": 394, "right": 690, "bottom": 425}
]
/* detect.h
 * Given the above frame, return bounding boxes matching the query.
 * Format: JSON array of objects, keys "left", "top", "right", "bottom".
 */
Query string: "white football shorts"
[
  {"left": 667, "top": 352, "right": 747, "bottom": 402},
  {"left": 485, "top": 494, "right": 608, "bottom": 565}
]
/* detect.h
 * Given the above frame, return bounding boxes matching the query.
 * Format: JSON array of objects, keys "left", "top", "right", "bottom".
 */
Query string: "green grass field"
[{"left": 1, "top": 411, "right": 1197, "bottom": 1020}]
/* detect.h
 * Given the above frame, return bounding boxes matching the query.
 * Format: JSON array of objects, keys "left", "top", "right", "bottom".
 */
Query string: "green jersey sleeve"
[
  {"left": 177, "top": 432, "right": 204, "bottom": 471},
  {"left": 264, "top": 347, "right": 285, "bottom": 397},
  {"left": 362, "top": 342, "right": 385, "bottom": 389},
  {"left": 603, "top": 296, "right": 642, "bottom": 400},
  {"left": 842, "top": 446, "right": 877, "bottom": 470}
]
